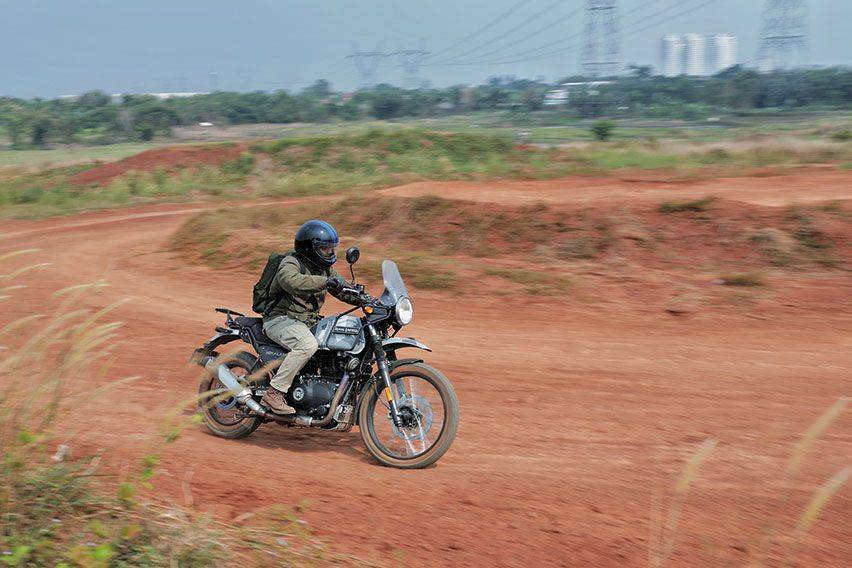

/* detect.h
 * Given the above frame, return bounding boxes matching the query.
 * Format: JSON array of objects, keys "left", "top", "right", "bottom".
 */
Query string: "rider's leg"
[{"left": 261, "top": 316, "right": 318, "bottom": 414}]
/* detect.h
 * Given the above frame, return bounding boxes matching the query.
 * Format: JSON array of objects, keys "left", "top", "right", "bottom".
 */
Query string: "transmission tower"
[
  {"left": 756, "top": 0, "right": 809, "bottom": 72},
  {"left": 392, "top": 49, "right": 431, "bottom": 90},
  {"left": 346, "top": 51, "right": 387, "bottom": 89},
  {"left": 580, "top": 0, "right": 623, "bottom": 77}
]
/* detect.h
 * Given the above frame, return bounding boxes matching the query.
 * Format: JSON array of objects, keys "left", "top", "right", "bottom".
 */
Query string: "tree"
[
  {"left": 371, "top": 91, "right": 403, "bottom": 119},
  {"left": 31, "top": 117, "right": 52, "bottom": 146},
  {"left": 590, "top": 120, "right": 614, "bottom": 141},
  {"left": 304, "top": 79, "right": 332, "bottom": 98}
]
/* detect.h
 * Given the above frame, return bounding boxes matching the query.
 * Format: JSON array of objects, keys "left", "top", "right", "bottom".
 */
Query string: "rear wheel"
[
  {"left": 358, "top": 362, "right": 459, "bottom": 469},
  {"left": 197, "top": 351, "right": 262, "bottom": 439}
]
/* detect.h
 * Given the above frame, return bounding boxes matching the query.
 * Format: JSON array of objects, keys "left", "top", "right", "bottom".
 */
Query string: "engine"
[{"left": 287, "top": 375, "right": 338, "bottom": 413}]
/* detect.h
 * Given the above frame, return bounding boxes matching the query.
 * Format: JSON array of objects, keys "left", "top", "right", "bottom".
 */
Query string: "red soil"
[
  {"left": 381, "top": 165, "right": 852, "bottom": 207},
  {"left": 68, "top": 143, "right": 248, "bottom": 186},
  {"left": 1, "top": 169, "right": 850, "bottom": 567}
]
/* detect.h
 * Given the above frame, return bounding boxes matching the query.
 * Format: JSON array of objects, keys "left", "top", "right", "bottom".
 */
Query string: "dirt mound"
[
  {"left": 69, "top": 143, "right": 248, "bottom": 186},
  {"left": 171, "top": 195, "right": 852, "bottom": 276},
  {"left": 381, "top": 166, "right": 852, "bottom": 207}
]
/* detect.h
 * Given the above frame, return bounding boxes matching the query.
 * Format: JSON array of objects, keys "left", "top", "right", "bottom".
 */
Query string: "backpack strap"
[{"left": 264, "top": 252, "right": 316, "bottom": 315}]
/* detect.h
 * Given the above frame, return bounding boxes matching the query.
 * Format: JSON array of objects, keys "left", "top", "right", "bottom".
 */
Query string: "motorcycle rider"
[{"left": 260, "top": 220, "right": 353, "bottom": 415}]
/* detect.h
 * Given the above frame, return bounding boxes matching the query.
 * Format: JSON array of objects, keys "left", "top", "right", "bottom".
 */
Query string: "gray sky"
[{"left": 0, "top": 0, "right": 848, "bottom": 98}]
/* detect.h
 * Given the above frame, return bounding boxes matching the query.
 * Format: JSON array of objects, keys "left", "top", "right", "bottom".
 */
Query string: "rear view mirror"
[{"left": 345, "top": 247, "right": 360, "bottom": 264}]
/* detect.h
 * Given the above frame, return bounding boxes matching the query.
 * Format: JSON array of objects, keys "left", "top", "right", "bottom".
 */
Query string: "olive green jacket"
[{"left": 264, "top": 254, "right": 342, "bottom": 326}]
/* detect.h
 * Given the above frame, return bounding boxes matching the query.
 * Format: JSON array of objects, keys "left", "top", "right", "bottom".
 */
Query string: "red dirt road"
[{"left": 1, "top": 175, "right": 850, "bottom": 567}]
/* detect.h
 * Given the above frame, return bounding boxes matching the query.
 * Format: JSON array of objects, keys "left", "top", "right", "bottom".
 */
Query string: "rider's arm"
[
  {"left": 276, "top": 257, "right": 327, "bottom": 294},
  {"left": 326, "top": 267, "right": 364, "bottom": 305}
]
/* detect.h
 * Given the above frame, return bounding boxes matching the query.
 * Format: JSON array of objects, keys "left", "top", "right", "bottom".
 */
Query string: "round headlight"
[{"left": 395, "top": 297, "right": 414, "bottom": 325}]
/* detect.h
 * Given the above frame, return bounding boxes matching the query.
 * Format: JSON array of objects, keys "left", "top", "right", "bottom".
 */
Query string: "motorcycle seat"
[
  {"left": 233, "top": 316, "right": 290, "bottom": 359},
  {"left": 234, "top": 316, "right": 263, "bottom": 328}
]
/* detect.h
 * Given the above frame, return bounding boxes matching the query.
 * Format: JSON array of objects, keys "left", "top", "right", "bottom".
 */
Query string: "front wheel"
[{"left": 358, "top": 362, "right": 459, "bottom": 469}]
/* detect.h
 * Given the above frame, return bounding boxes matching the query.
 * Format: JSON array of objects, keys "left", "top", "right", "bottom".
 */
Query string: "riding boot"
[{"left": 261, "top": 386, "right": 297, "bottom": 415}]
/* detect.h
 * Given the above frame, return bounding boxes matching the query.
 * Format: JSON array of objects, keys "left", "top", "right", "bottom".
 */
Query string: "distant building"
[
  {"left": 60, "top": 91, "right": 211, "bottom": 102},
  {"left": 660, "top": 34, "right": 685, "bottom": 77},
  {"left": 662, "top": 33, "right": 732, "bottom": 77},
  {"left": 682, "top": 33, "right": 706, "bottom": 76},
  {"left": 544, "top": 89, "right": 569, "bottom": 106},
  {"left": 708, "top": 34, "right": 738, "bottom": 74}
]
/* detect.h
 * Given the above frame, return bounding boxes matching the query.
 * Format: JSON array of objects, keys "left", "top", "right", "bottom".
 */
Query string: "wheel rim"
[
  {"left": 368, "top": 373, "right": 446, "bottom": 460},
  {"left": 205, "top": 366, "right": 246, "bottom": 427}
]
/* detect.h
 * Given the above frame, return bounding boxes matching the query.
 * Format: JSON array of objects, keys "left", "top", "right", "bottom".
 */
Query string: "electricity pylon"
[
  {"left": 580, "top": 0, "right": 623, "bottom": 77},
  {"left": 347, "top": 51, "right": 387, "bottom": 89},
  {"left": 756, "top": 0, "right": 809, "bottom": 72},
  {"left": 392, "top": 49, "right": 431, "bottom": 90}
]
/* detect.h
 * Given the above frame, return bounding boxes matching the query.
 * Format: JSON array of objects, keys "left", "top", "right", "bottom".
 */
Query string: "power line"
[
  {"left": 430, "top": 0, "right": 666, "bottom": 67},
  {"left": 427, "top": 0, "right": 528, "bottom": 60},
  {"left": 438, "top": 5, "right": 585, "bottom": 65},
  {"left": 432, "top": 0, "right": 565, "bottom": 65},
  {"left": 428, "top": 0, "right": 716, "bottom": 67}
]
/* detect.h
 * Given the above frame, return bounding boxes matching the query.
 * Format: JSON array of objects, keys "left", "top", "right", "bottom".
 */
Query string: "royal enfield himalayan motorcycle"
[{"left": 191, "top": 247, "right": 459, "bottom": 469}]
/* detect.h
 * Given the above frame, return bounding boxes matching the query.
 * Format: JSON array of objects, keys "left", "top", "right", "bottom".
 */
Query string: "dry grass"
[
  {"left": 648, "top": 438, "right": 718, "bottom": 568},
  {"left": 649, "top": 398, "right": 850, "bottom": 567},
  {"left": 0, "top": 251, "right": 362, "bottom": 566}
]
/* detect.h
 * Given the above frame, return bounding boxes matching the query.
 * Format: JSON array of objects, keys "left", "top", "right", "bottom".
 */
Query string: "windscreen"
[{"left": 380, "top": 259, "right": 409, "bottom": 306}]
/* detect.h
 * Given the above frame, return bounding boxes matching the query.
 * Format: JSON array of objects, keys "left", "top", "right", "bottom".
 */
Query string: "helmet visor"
[{"left": 315, "top": 243, "right": 338, "bottom": 261}]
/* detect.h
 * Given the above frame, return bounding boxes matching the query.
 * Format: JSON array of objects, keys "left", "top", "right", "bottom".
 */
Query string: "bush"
[
  {"left": 221, "top": 152, "right": 255, "bottom": 176},
  {"left": 10, "top": 186, "right": 45, "bottom": 204},
  {"left": 659, "top": 196, "right": 716, "bottom": 214},
  {"left": 590, "top": 120, "right": 615, "bottom": 141},
  {"left": 719, "top": 272, "right": 765, "bottom": 287}
]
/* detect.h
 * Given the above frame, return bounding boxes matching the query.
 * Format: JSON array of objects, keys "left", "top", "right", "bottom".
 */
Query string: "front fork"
[{"left": 367, "top": 324, "right": 403, "bottom": 428}]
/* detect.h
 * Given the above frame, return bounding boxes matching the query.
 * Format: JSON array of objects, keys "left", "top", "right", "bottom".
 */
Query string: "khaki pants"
[{"left": 262, "top": 316, "right": 318, "bottom": 393}]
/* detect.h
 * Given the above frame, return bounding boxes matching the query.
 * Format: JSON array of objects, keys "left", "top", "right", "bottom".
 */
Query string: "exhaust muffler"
[{"left": 205, "top": 361, "right": 270, "bottom": 418}]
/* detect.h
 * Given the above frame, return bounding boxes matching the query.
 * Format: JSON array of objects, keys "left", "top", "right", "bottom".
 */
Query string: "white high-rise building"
[
  {"left": 682, "top": 33, "right": 706, "bottom": 76},
  {"left": 709, "top": 34, "right": 738, "bottom": 74},
  {"left": 660, "top": 34, "right": 685, "bottom": 77}
]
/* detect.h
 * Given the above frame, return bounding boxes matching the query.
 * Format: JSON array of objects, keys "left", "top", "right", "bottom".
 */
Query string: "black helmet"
[{"left": 294, "top": 220, "right": 339, "bottom": 268}]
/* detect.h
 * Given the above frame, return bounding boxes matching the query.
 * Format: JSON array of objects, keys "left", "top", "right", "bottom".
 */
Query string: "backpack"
[{"left": 252, "top": 251, "right": 305, "bottom": 316}]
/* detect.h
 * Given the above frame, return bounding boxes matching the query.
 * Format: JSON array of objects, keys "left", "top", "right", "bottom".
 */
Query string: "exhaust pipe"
[
  {"left": 302, "top": 372, "right": 350, "bottom": 428},
  {"left": 204, "top": 359, "right": 350, "bottom": 427},
  {"left": 205, "top": 361, "right": 271, "bottom": 418}
]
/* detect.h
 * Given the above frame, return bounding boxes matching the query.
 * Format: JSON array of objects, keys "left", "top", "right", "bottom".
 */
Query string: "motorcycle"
[{"left": 191, "top": 247, "right": 459, "bottom": 469}]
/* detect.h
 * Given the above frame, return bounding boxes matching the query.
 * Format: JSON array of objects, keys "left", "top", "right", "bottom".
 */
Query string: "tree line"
[{"left": 1, "top": 67, "right": 850, "bottom": 147}]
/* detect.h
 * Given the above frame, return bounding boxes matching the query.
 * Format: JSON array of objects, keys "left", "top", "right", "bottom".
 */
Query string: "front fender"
[{"left": 381, "top": 337, "right": 432, "bottom": 353}]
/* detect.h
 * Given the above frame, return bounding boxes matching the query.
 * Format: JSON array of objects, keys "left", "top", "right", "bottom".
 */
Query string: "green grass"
[
  {"left": 4, "top": 118, "right": 851, "bottom": 220},
  {"left": 482, "top": 267, "right": 571, "bottom": 295},
  {"left": 0, "top": 142, "right": 159, "bottom": 168},
  {"left": 0, "top": 160, "right": 251, "bottom": 219}
]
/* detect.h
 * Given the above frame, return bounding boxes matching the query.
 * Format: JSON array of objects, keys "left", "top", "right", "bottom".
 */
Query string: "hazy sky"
[{"left": 1, "top": 0, "right": 849, "bottom": 98}]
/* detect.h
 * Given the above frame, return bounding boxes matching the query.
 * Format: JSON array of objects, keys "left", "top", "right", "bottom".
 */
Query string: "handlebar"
[{"left": 341, "top": 286, "right": 379, "bottom": 308}]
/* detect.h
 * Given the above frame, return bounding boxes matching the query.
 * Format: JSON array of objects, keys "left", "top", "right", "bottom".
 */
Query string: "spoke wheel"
[
  {"left": 359, "top": 362, "right": 459, "bottom": 469},
  {"left": 198, "top": 351, "right": 263, "bottom": 439}
]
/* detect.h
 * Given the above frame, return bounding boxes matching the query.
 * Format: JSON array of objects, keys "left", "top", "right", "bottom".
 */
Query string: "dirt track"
[{"left": 2, "top": 172, "right": 850, "bottom": 567}]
